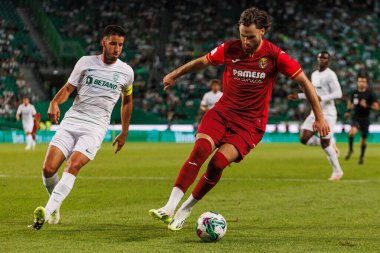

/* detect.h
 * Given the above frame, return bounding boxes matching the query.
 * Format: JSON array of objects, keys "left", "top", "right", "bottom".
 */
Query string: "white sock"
[
  {"left": 42, "top": 172, "right": 59, "bottom": 195},
  {"left": 179, "top": 194, "right": 198, "bottom": 211},
  {"left": 26, "top": 135, "right": 33, "bottom": 147},
  {"left": 306, "top": 136, "right": 320, "bottom": 146},
  {"left": 45, "top": 172, "right": 76, "bottom": 220},
  {"left": 324, "top": 145, "right": 343, "bottom": 174},
  {"left": 164, "top": 187, "right": 184, "bottom": 213}
]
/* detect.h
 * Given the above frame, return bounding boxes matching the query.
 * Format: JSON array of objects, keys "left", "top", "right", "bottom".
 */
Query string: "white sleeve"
[
  {"left": 298, "top": 93, "right": 306, "bottom": 99},
  {"left": 68, "top": 57, "right": 86, "bottom": 86},
  {"left": 31, "top": 105, "right": 37, "bottom": 115},
  {"left": 320, "top": 72, "right": 342, "bottom": 101},
  {"left": 16, "top": 105, "right": 21, "bottom": 115}
]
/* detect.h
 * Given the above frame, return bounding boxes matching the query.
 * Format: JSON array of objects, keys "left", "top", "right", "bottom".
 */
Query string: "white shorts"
[
  {"left": 49, "top": 127, "right": 105, "bottom": 160},
  {"left": 301, "top": 113, "right": 336, "bottom": 139},
  {"left": 22, "top": 121, "right": 34, "bottom": 134}
]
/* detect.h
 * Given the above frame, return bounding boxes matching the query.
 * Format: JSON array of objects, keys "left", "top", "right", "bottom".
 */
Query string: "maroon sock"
[
  {"left": 192, "top": 152, "right": 229, "bottom": 200},
  {"left": 174, "top": 138, "right": 213, "bottom": 193}
]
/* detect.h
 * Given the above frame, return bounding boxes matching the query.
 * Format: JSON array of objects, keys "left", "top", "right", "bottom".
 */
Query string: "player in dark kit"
[
  {"left": 344, "top": 74, "right": 379, "bottom": 164},
  {"left": 149, "top": 7, "right": 330, "bottom": 231}
]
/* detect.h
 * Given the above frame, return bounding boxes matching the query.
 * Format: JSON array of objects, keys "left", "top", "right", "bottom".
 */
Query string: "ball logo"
[{"left": 258, "top": 58, "right": 268, "bottom": 69}]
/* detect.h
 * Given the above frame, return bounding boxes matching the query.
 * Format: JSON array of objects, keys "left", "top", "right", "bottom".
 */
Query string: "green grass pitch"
[{"left": 1, "top": 142, "right": 380, "bottom": 252}]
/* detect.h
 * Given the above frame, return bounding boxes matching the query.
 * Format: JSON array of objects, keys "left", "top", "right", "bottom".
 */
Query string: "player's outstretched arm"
[
  {"left": 163, "top": 56, "right": 210, "bottom": 91},
  {"left": 294, "top": 72, "right": 330, "bottom": 137},
  {"left": 48, "top": 83, "right": 76, "bottom": 124},
  {"left": 113, "top": 94, "right": 132, "bottom": 154}
]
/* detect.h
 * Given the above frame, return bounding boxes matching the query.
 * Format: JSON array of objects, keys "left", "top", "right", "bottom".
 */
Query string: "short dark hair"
[
  {"left": 239, "top": 7, "right": 271, "bottom": 31},
  {"left": 357, "top": 72, "right": 368, "bottom": 80},
  {"left": 318, "top": 51, "right": 330, "bottom": 57},
  {"left": 210, "top": 79, "right": 221, "bottom": 86},
  {"left": 103, "top": 25, "right": 126, "bottom": 38}
]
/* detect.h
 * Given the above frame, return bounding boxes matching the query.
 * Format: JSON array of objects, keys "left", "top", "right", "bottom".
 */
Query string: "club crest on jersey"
[
  {"left": 258, "top": 58, "right": 268, "bottom": 69},
  {"left": 113, "top": 73, "right": 119, "bottom": 82}
]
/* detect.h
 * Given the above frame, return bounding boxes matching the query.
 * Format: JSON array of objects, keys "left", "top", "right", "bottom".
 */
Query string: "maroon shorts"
[
  {"left": 197, "top": 109, "right": 264, "bottom": 162},
  {"left": 32, "top": 121, "right": 38, "bottom": 139}
]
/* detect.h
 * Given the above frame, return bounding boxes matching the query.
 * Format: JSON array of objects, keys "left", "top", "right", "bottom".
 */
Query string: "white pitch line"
[{"left": 0, "top": 174, "right": 380, "bottom": 183}]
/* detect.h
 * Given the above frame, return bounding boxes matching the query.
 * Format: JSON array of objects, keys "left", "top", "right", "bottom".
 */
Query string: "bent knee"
[
  {"left": 66, "top": 161, "right": 82, "bottom": 172},
  {"left": 43, "top": 164, "right": 58, "bottom": 177},
  {"left": 208, "top": 153, "right": 229, "bottom": 171}
]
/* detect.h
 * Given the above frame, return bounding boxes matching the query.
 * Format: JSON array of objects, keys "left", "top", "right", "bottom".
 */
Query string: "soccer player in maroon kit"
[{"left": 149, "top": 7, "right": 330, "bottom": 231}]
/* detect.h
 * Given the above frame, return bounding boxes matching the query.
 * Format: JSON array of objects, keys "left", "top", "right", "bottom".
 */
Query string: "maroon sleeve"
[
  {"left": 206, "top": 43, "right": 225, "bottom": 66},
  {"left": 277, "top": 51, "right": 302, "bottom": 79}
]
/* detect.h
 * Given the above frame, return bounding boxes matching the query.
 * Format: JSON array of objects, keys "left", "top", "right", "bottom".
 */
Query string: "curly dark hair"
[
  {"left": 103, "top": 25, "right": 126, "bottom": 37},
  {"left": 238, "top": 7, "right": 272, "bottom": 31}
]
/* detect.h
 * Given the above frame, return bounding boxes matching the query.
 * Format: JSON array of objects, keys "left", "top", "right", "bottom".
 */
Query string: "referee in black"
[{"left": 344, "top": 73, "right": 379, "bottom": 164}]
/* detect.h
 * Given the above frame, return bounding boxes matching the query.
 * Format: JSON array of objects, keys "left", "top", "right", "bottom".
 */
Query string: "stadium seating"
[
  {"left": 1, "top": 0, "right": 379, "bottom": 125},
  {"left": 0, "top": 0, "right": 40, "bottom": 122}
]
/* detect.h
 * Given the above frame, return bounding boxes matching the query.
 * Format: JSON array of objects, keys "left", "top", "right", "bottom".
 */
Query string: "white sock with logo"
[
  {"left": 42, "top": 172, "right": 59, "bottom": 195},
  {"left": 164, "top": 187, "right": 184, "bottom": 213},
  {"left": 324, "top": 145, "right": 343, "bottom": 174},
  {"left": 178, "top": 194, "right": 198, "bottom": 211},
  {"left": 45, "top": 172, "right": 76, "bottom": 220}
]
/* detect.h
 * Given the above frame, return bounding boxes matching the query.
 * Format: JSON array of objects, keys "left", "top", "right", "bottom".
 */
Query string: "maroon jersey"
[{"left": 206, "top": 39, "right": 302, "bottom": 131}]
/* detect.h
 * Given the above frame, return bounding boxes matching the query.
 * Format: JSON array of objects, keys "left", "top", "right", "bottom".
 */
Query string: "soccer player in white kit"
[
  {"left": 31, "top": 25, "right": 134, "bottom": 230},
  {"left": 288, "top": 51, "right": 343, "bottom": 181},
  {"left": 200, "top": 79, "right": 223, "bottom": 112},
  {"left": 16, "top": 96, "right": 37, "bottom": 150}
]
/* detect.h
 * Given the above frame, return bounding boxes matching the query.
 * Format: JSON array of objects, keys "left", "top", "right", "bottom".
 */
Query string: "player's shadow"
[{"left": 45, "top": 223, "right": 175, "bottom": 242}]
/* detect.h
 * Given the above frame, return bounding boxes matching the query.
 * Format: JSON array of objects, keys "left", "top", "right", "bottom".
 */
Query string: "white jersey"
[
  {"left": 17, "top": 104, "right": 36, "bottom": 127},
  {"left": 299, "top": 68, "right": 342, "bottom": 116},
  {"left": 61, "top": 55, "right": 134, "bottom": 133},
  {"left": 201, "top": 91, "right": 223, "bottom": 109}
]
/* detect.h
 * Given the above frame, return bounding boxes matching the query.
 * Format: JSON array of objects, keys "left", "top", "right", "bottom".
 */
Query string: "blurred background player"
[
  {"left": 200, "top": 79, "right": 223, "bottom": 112},
  {"left": 31, "top": 112, "right": 41, "bottom": 145},
  {"left": 288, "top": 51, "right": 343, "bottom": 181},
  {"left": 195, "top": 79, "right": 223, "bottom": 126},
  {"left": 31, "top": 25, "right": 134, "bottom": 230},
  {"left": 344, "top": 73, "right": 379, "bottom": 164},
  {"left": 16, "top": 95, "right": 37, "bottom": 150},
  {"left": 149, "top": 7, "right": 330, "bottom": 231}
]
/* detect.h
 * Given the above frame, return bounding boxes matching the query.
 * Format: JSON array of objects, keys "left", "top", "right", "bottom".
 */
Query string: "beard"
[
  {"left": 104, "top": 51, "right": 118, "bottom": 63},
  {"left": 242, "top": 41, "right": 259, "bottom": 55}
]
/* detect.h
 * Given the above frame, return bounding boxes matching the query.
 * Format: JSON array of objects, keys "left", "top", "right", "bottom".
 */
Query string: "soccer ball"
[{"left": 196, "top": 211, "right": 227, "bottom": 242}]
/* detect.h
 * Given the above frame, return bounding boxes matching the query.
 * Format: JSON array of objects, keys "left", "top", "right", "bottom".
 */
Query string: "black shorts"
[{"left": 351, "top": 117, "right": 370, "bottom": 138}]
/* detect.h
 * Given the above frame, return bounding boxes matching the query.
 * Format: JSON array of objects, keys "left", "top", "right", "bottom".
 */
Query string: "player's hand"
[
  {"left": 112, "top": 133, "right": 127, "bottom": 154},
  {"left": 313, "top": 118, "right": 330, "bottom": 137},
  {"left": 359, "top": 99, "right": 367, "bottom": 108},
  {"left": 287, "top": 94, "right": 299, "bottom": 100},
  {"left": 47, "top": 101, "right": 60, "bottom": 124},
  {"left": 344, "top": 112, "right": 350, "bottom": 119},
  {"left": 163, "top": 73, "right": 176, "bottom": 91}
]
